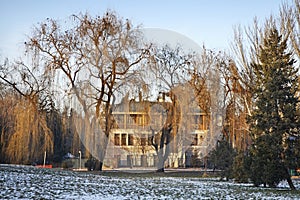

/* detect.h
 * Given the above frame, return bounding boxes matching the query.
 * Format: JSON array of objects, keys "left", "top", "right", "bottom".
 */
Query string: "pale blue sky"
[{"left": 0, "top": 0, "right": 285, "bottom": 59}]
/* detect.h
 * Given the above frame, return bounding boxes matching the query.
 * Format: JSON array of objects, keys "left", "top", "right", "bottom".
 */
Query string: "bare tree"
[
  {"left": 147, "top": 44, "right": 194, "bottom": 172},
  {"left": 188, "top": 47, "right": 213, "bottom": 114},
  {"left": 189, "top": 48, "right": 229, "bottom": 168},
  {"left": 25, "top": 11, "right": 149, "bottom": 170},
  {"left": 280, "top": 0, "right": 300, "bottom": 59}
]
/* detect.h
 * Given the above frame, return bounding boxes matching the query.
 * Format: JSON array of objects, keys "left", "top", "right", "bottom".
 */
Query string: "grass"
[{"left": 1, "top": 164, "right": 300, "bottom": 199}]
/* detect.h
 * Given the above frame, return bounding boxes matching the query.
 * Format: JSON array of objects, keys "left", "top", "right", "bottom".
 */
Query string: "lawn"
[{"left": 1, "top": 164, "right": 300, "bottom": 199}]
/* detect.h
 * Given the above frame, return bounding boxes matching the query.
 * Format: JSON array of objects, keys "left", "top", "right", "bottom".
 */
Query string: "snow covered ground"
[{"left": 1, "top": 164, "right": 300, "bottom": 199}]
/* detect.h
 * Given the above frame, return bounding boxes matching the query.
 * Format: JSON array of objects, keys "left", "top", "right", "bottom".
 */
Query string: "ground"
[{"left": 1, "top": 164, "right": 300, "bottom": 199}]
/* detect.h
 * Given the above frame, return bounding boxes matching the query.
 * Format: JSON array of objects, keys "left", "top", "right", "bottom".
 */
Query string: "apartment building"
[{"left": 103, "top": 94, "right": 212, "bottom": 169}]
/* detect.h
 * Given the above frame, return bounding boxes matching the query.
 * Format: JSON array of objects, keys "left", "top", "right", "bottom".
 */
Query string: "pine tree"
[
  {"left": 208, "top": 139, "right": 236, "bottom": 181},
  {"left": 249, "top": 27, "right": 299, "bottom": 190},
  {"left": 233, "top": 151, "right": 251, "bottom": 183}
]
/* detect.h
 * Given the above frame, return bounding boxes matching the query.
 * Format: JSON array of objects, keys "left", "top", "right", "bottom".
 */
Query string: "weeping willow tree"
[
  {"left": 0, "top": 59, "right": 54, "bottom": 164},
  {"left": 0, "top": 93, "right": 16, "bottom": 163},
  {"left": 6, "top": 97, "right": 53, "bottom": 164}
]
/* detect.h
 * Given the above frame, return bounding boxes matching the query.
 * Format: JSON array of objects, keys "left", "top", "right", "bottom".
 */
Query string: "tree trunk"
[
  {"left": 156, "top": 134, "right": 165, "bottom": 172},
  {"left": 285, "top": 168, "right": 296, "bottom": 190},
  {"left": 286, "top": 176, "right": 296, "bottom": 190},
  {"left": 284, "top": 167, "right": 296, "bottom": 190},
  {"left": 156, "top": 153, "right": 165, "bottom": 172},
  {"left": 99, "top": 161, "right": 103, "bottom": 171}
]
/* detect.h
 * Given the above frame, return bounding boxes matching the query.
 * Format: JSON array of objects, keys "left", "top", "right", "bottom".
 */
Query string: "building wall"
[{"left": 103, "top": 110, "right": 210, "bottom": 169}]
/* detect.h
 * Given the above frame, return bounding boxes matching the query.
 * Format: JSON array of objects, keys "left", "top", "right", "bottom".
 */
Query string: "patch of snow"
[{"left": 0, "top": 164, "right": 300, "bottom": 199}]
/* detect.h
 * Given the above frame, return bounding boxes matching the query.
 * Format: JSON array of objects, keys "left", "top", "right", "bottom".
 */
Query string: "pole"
[
  {"left": 43, "top": 151, "right": 46, "bottom": 167},
  {"left": 79, "top": 151, "right": 82, "bottom": 169}
]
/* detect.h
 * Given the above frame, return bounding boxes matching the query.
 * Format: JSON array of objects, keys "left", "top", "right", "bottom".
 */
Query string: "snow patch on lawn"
[{"left": 0, "top": 164, "right": 299, "bottom": 199}]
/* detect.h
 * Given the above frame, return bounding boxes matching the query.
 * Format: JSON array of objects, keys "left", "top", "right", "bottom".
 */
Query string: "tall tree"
[
  {"left": 189, "top": 48, "right": 228, "bottom": 165},
  {"left": 26, "top": 11, "right": 149, "bottom": 170},
  {"left": 0, "top": 58, "right": 55, "bottom": 165},
  {"left": 249, "top": 27, "right": 299, "bottom": 190},
  {"left": 148, "top": 45, "right": 191, "bottom": 172}
]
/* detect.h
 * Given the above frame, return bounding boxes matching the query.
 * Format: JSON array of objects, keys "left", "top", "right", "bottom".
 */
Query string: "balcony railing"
[{"left": 112, "top": 111, "right": 209, "bottom": 131}]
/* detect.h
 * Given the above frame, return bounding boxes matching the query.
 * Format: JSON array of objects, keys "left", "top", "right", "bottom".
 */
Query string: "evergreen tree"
[
  {"left": 233, "top": 151, "right": 251, "bottom": 183},
  {"left": 249, "top": 27, "right": 299, "bottom": 190},
  {"left": 208, "top": 139, "right": 236, "bottom": 181}
]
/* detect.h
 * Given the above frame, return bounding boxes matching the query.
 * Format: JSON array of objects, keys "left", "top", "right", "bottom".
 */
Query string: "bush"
[
  {"left": 208, "top": 139, "right": 236, "bottom": 181},
  {"left": 233, "top": 151, "right": 250, "bottom": 183},
  {"left": 62, "top": 159, "right": 74, "bottom": 169}
]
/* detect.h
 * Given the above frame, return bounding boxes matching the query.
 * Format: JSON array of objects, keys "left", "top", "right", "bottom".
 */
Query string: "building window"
[
  {"left": 141, "top": 135, "right": 147, "bottom": 146},
  {"left": 128, "top": 134, "right": 134, "bottom": 146},
  {"left": 127, "top": 116, "right": 135, "bottom": 128},
  {"left": 148, "top": 135, "right": 152, "bottom": 146},
  {"left": 121, "top": 133, "right": 127, "bottom": 146},
  {"left": 194, "top": 115, "right": 199, "bottom": 124},
  {"left": 193, "top": 115, "right": 208, "bottom": 130},
  {"left": 199, "top": 115, "right": 204, "bottom": 130},
  {"left": 191, "top": 134, "right": 198, "bottom": 146},
  {"left": 114, "top": 134, "right": 120, "bottom": 146}
]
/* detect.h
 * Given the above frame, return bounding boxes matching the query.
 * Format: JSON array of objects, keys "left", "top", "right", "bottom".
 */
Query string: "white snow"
[{"left": 0, "top": 164, "right": 299, "bottom": 199}]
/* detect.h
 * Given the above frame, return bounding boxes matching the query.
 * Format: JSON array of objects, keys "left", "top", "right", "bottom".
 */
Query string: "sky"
[{"left": 0, "top": 0, "right": 286, "bottom": 59}]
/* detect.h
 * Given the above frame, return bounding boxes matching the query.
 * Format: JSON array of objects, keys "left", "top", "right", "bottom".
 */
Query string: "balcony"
[{"left": 112, "top": 111, "right": 208, "bottom": 131}]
